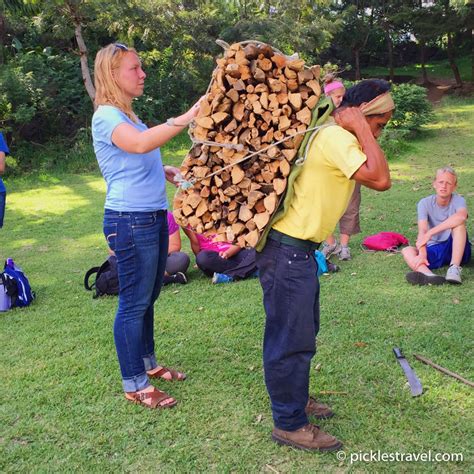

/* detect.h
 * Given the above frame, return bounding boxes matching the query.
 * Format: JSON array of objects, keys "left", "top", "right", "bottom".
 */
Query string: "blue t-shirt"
[
  {"left": 0, "top": 133, "right": 9, "bottom": 193},
  {"left": 417, "top": 193, "right": 467, "bottom": 245},
  {"left": 92, "top": 105, "right": 167, "bottom": 212}
]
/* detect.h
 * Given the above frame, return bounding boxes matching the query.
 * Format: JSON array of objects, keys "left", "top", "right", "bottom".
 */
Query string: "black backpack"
[{"left": 84, "top": 256, "right": 119, "bottom": 298}]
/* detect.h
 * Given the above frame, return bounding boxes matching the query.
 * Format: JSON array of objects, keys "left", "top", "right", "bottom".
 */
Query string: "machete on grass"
[{"left": 393, "top": 347, "right": 423, "bottom": 397}]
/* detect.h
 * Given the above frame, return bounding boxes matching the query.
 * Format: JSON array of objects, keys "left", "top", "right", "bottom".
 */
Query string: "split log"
[{"left": 174, "top": 41, "right": 322, "bottom": 247}]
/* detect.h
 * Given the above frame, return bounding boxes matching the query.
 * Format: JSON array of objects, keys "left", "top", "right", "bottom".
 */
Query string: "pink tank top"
[
  {"left": 168, "top": 211, "right": 232, "bottom": 252},
  {"left": 195, "top": 233, "right": 232, "bottom": 253}
]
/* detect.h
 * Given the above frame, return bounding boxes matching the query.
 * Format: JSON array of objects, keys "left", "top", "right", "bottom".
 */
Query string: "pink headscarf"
[{"left": 324, "top": 81, "right": 344, "bottom": 95}]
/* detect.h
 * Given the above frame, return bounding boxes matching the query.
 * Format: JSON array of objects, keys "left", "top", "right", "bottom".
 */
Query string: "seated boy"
[{"left": 402, "top": 167, "right": 470, "bottom": 285}]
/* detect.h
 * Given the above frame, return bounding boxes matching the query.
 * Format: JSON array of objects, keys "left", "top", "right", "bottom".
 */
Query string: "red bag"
[{"left": 362, "top": 232, "right": 409, "bottom": 252}]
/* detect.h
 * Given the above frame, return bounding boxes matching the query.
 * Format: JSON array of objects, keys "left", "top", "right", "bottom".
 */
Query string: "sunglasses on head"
[{"left": 113, "top": 43, "right": 129, "bottom": 54}]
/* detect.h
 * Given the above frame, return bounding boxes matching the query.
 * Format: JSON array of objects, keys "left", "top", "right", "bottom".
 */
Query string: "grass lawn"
[
  {"left": 1, "top": 96, "right": 473, "bottom": 472},
  {"left": 362, "top": 55, "right": 472, "bottom": 83}
]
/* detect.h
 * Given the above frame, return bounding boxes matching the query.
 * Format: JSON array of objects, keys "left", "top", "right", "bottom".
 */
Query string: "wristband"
[{"left": 166, "top": 117, "right": 191, "bottom": 127}]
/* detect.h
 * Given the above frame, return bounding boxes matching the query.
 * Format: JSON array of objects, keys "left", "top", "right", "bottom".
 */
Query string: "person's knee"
[
  {"left": 401, "top": 245, "right": 416, "bottom": 262},
  {"left": 166, "top": 251, "right": 190, "bottom": 274},
  {"left": 195, "top": 251, "right": 211, "bottom": 270},
  {"left": 401, "top": 246, "right": 412, "bottom": 257},
  {"left": 196, "top": 251, "right": 216, "bottom": 276},
  {"left": 452, "top": 223, "right": 467, "bottom": 235}
]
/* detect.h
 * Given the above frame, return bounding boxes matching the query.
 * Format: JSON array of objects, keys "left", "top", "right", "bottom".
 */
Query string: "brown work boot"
[
  {"left": 272, "top": 423, "right": 343, "bottom": 452},
  {"left": 305, "top": 396, "right": 334, "bottom": 420}
]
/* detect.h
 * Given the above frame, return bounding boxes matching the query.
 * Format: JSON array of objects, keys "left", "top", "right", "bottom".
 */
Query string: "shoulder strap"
[
  {"left": 84, "top": 267, "right": 100, "bottom": 291},
  {"left": 255, "top": 98, "right": 335, "bottom": 252}
]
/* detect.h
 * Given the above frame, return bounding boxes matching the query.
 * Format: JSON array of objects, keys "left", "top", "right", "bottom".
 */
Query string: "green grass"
[
  {"left": 1, "top": 97, "right": 473, "bottom": 472},
  {"left": 362, "top": 55, "right": 472, "bottom": 83}
]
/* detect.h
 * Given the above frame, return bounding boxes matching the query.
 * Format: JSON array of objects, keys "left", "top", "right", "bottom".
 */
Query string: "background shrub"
[
  {"left": 389, "top": 83, "right": 434, "bottom": 131},
  {"left": 0, "top": 49, "right": 93, "bottom": 142}
]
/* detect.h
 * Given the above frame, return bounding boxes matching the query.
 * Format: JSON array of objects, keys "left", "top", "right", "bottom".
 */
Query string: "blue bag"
[
  {"left": 3, "top": 259, "right": 35, "bottom": 308},
  {"left": 314, "top": 250, "right": 328, "bottom": 276}
]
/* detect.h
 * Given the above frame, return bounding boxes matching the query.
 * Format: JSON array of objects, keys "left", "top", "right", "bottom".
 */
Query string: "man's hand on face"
[{"left": 334, "top": 107, "right": 368, "bottom": 134}]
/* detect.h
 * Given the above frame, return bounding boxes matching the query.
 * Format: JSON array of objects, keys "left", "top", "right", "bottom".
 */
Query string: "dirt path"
[{"left": 424, "top": 79, "right": 455, "bottom": 104}]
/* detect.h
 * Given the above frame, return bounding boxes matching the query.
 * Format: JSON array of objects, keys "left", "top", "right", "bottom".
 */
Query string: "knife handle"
[{"left": 393, "top": 347, "right": 404, "bottom": 359}]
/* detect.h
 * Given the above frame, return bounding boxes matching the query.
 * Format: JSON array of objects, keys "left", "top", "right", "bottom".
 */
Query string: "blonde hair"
[
  {"left": 94, "top": 44, "right": 139, "bottom": 123},
  {"left": 435, "top": 166, "right": 457, "bottom": 183}
]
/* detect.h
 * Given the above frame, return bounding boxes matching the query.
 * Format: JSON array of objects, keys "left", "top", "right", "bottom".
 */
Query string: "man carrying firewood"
[{"left": 255, "top": 79, "right": 394, "bottom": 452}]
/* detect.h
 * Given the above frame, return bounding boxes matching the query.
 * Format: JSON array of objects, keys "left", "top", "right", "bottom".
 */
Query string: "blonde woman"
[{"left": 92, "top": 43, "right": 200, "bottom": 409}]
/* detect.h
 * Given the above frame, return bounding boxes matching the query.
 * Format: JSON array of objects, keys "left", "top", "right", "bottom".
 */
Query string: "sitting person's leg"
[
  {"left": 196, "top": 250, "right": 230, "bottom": 277},
  {"left": 450, "top": 224, "right": 470, "bottom": 266},
  {"left": 163, "top": 251, "right": 190, "bottom": 285},
  {"left": 196, "top": 249, "right": 257, "bottom": 280},
  {"left": 402, "top": 245, "right": 445, "bottom": 285},
  {"left": 166, "top": 251, "right": 190, "bottom": 275},
  {"left": 402, "top": 246, "right": 431, "bottom": 273},
  {"left": 445, "top": 225, "right": 471, "bottom": 284}
]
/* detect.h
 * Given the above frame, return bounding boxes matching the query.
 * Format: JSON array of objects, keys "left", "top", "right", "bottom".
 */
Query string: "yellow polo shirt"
[{"left": 272, "top": 125, "right": 367, "bottom": 243}]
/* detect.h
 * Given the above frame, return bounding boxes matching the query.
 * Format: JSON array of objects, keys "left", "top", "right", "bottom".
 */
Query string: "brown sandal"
[
  {"left": 147, "top": 366, "right": 187, "bottom": 382},
  {"left": 125, "top": 387, "right": 177, "bottom": 409}
]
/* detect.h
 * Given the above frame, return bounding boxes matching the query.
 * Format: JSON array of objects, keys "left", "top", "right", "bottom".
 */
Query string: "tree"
[
  {"left": 330, "top": 1, "right": 377, "bottom": 80},
  {"left": 0, "top": 0, "right": 39, "bottom": 64},
  {"left": 61, "top": 1, "right": 96, "bottom": 104}
]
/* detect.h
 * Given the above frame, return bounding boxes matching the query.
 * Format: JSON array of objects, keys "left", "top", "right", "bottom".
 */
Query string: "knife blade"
[{"left": 393, "top": 347, "right": 423, "bottom": 397}]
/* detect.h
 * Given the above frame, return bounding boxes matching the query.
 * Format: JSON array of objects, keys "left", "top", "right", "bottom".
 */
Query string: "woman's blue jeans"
[{"left": 103, "top": 209, "right": 168, "bottom": 392}]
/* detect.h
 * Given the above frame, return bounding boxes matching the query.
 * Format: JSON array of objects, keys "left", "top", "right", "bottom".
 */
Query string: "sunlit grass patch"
[{"left": 1, "top": 99, "right": 473, "bottom": 472}]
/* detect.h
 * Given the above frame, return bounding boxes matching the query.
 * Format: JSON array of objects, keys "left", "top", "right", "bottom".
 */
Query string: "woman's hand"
[
  {"left": 219, "top": 245, "right": 241, "bottom": 259},
  {"left": 164, "top": 166, "right": 182, "bottom": 185},
  {"left": 179, "top": 96, "right": 204, "bottom": 126}
]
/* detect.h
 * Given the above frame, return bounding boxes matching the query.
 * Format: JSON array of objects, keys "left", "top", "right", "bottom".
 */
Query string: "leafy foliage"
[
  {"left": 389, "top": 83, "right": 434, "bottom": 131},
  {"left": 0, "top": 48, "right": 93, "bottom": 139},
  {"left": 379, "top": 82, "right": 434, "bottom": 159},
  {"left": 1, "top": 98, "right": 473, "bottom": 472},
  {"left": 0, "top": 0, "right": 471, "bottom": 171}
]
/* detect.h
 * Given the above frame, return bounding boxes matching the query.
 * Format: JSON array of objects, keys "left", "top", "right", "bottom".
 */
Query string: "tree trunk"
[
  {"left": 471, "top": 13, "right": 474, "bottom": 82},
  {"left": 385, "top": 28, "right": 394, "bottom": 82},
  {"left": 0, "top": 14, "right": 5, "bottom": 65},
  {"left": 446, "top": 33, "right": 463, "bottom": 87},
  {"left": 354, "top": 48, "right": 361, "bottom": 80},
  {"left": 420, "top": 40, "right": 429, "bottom": 84},
  {"left": 74, "top": 22, "right": 96, "bottom": 106}
]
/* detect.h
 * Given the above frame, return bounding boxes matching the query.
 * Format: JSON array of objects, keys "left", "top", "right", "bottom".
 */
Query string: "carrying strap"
[
  {"left": 360, "top": 244, "right": 402, "bottom": 254},
  {"left": 255, "top": 98, "right": 335, "bottom": 251},
  {"left": 84, "top": 267, "right": 100, "bottom": 291}
]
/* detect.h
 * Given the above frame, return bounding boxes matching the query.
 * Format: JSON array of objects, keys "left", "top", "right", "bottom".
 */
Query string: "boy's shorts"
[
  {"left": 427, "top": 235, "right": 471, "bottom": 269},
  {"left": 0, "top": 191, "right": 5, "bottom": 227}
]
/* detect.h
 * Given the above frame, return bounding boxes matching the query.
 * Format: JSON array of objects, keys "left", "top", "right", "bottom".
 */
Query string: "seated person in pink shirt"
[
  {"left": 164, "top": 211, "right": 190, "bottom": 285},
  {"left": 181, "top": 223, "right": 257, "bottom": 284}
]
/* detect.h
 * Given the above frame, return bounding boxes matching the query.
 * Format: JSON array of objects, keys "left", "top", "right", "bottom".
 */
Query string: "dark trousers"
[
  {"left": 0, "top": 191, "right": 6, "bottom": 227},
  {"left": 256, "top": 239, "right": 320, "bottom": 431},
  {"left": 196, "top": 248, "right": 257, "bottom": 279}
]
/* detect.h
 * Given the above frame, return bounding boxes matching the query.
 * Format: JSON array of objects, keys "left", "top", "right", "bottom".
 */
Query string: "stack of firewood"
[{"left": 173, "top": 41, "right": 321, "bottom": 247}]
